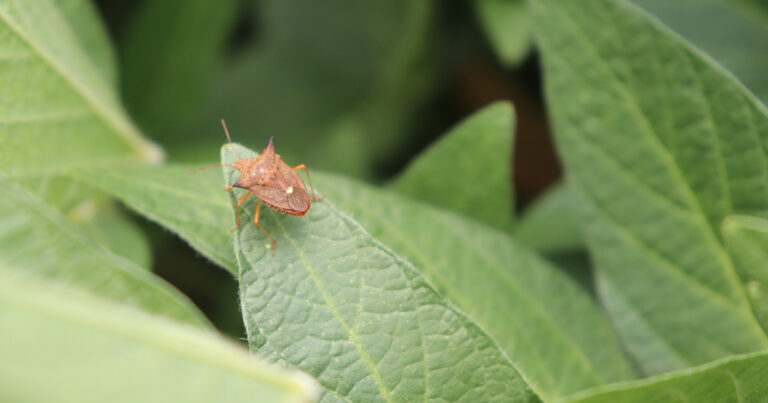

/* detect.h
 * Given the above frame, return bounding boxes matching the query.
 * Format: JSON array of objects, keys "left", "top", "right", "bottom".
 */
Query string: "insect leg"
[
  {"left": 254, "top": 199, "right": 278, "bottom": 256},
  {"left": 293, "top": 164, "right": 325, "bottom": 201},
  {"left": 231, "top": 193, "right": 251, "bottom": 232}
]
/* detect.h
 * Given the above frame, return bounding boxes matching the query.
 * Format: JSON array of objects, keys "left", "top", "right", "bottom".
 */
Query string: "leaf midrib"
[{"left": 267, "top": 207, "right": 395, "bottom": 403}]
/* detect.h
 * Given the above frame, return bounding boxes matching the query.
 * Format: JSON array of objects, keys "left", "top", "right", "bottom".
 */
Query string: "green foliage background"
[{"left": 2, "top": 0, "right": 768, "bottom": 401}]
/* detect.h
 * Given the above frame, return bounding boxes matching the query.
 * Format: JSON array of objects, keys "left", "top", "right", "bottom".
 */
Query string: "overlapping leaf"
[
  {"left": 0, "top": 269, "right": 318, "bottom": 403},
  {"left": 84, "top": 147, "right": 631, "bottom": 399},
  {"left": 533, "top": 0, "right": 768, "bottom": 375},
  {"left": 514, "top": 182, "right": 584, "bottom": 253},
  {"left": 75, "top": 203, "right": 153, "bottom": 269},
  {"left": 393, "top": 102, "right": 515, "bottom": 229},
  {"left": 0, "top": 175, "right": 207, "bottom": 326},
  {"left": 564, "top": 351, "right": 768, "bottom": 402},
  {"left": 320, "top": 172, "right": 636, "bottom": 399},
  {"left": 224, "top": 144, "right": 539, "bottom": 403},
  {"left": 723, "top": 215, "right": 768, "bottom": 332},
  {"left": 19, "top": 173, "right": 152, "bottom": 267},
  {"left": 75, "top": 166, "right": 236, "bottom": 274}
]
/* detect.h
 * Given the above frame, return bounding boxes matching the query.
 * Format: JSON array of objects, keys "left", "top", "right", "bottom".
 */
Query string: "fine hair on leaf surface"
[{"left": 222, "top": 143, "right": 539, "bottom": 402}]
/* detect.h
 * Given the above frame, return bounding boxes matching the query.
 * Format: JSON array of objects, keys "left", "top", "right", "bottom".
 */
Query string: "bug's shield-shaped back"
[{"left": 251, "top": 183, "right": 310, "bottom": 215}]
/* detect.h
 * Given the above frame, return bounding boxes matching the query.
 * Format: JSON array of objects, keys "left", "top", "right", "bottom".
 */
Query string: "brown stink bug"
[{"left": 190, "top": 120, "right": 323, "bottom": 255}]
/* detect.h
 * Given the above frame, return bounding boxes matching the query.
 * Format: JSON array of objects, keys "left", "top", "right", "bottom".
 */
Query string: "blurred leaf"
[
  {"left": 474, "top": 0, "right": 531, "bottom": 66},
  {"left": 319, "top": 172, "right": 636, "bottom": 399},
  {"left": 180, "top": 0, "right": 436, "bottom": 178},
  {"left": 545, "top": 251, "right": 595, "bottom": 297},
  {"left": 224, "top": 145, "right": 539, "bottom": 403},
  {"left": 393, "top": 102, "right": 515, "bottom": 229},
  {"left": 120, "top": 0, "right": 239, "bottom": 137},
  {"left": 74, "top": 165, "right": 236, "bottom": 274},
  {"left": 0, "top": 175, "right": 208, "bottom": 326},
  {"left": 533, "top": 0, "right": 768, "bottom": 375},
  {"left": 563, "top": 351, "right": 768, "bottom": 402},
  {"left": 515, "top": 182, "right": 584, "bottom": 253},
  {"left": 18, "top": 173, "right": 151, "bottom": 268},
  {"left": 0, "top": 0, "right": 162, "bottom": 178},
  {"left": 631, "top": 0, "right": 768, "bottom": 105},
  {"left": 75, "top": 203, "right": 152, "bottom": 269},
  {"left": 22, "top": 173, "right": 99, "bottom": 213},
  {"left": 57, "top": 0, "right": 117, "bottom": 85},
  {"left": 723, "top": 215, "right": 768, "bottom": 332},
  {"left": 0, "top": 269, "right": 318, "bottom": 403}
]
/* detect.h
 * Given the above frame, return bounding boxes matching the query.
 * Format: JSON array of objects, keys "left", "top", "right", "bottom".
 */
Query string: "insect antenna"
[
  {"left": 220, "top": 119, "right": 243, "bottom": 160},
  {"left": 186, "top": 164, "right": 235, "bottom": 175}
]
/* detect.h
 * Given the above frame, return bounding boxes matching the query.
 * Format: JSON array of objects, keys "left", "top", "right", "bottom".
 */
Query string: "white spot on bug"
[{"left": 286, "top": 186, "right": 294, "bottom": 194}]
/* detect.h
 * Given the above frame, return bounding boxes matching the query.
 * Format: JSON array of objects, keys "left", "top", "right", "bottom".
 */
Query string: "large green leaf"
[
  {"left": 474, "top": 0, "right": 531, "bottom": 66},
  {"left": 0, "top": 269, "right": 318, "bottom": 403},
  {"left": 74, "top": 166, "right": 236, "bottom": 274},
  {"left": 631, "top": 0, "right": 768, "bottom": 105},
  {"left": 563, "top": 350, "right": 768, "bottom": 402},
  {"left": 532, "top": 0, "right": 768, "bottom": 375},
  {"left": 0, "top": 175, "right": 208, "bottom": 326},
  {"left": 120, "top": 0, "right": 239, "bottom": 137},
  {"left": 319, "top": 172, "right": 636, "bottom": 399},
  {"left": 224, "top": 145, "right": 539, "bottom": 402},
  {"left": 723, "top": 215, "right": 768, "bottom": 332},
  {"left": 392, "top": 102, "right": 515, "bottom": 229},
  {"left": 0, "top": 0, "right": 161, "bottom": 177},
  {"left": 514, "top": 182, "right": 584, "bottom": 254}
]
